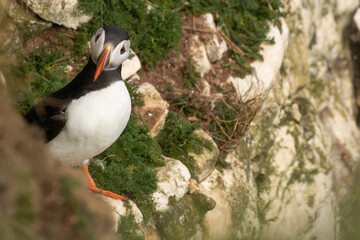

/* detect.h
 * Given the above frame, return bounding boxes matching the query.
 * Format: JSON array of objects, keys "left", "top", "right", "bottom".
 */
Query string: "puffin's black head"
[{"left": 90, "top": 25, "right": 131, "bottom": 81}]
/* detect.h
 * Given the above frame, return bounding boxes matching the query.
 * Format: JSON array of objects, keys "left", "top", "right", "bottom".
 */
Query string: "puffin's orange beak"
[{"left": 94, "top": 47, "right": 111, "bottom": 82}]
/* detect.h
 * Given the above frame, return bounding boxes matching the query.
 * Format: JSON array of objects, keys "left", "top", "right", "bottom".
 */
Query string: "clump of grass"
[
  {"left": 76, "top": 0, "right": 183, "bottom": 69},
  {"left": 156, "top": 112, "right": 212, "bottom": 174},
  {"left": 183, "top": 58, "right": 201, "bottom": 89},
  {"left": 209, "top": 97, "right": 261, "bottom": 153}
]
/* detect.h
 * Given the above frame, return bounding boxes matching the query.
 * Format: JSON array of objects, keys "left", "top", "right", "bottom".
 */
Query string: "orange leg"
[{"left": 82, "top": 165, "right": 128, "bottom": 201}]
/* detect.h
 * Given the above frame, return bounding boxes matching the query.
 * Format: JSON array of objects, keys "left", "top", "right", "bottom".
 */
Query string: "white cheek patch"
[
  {"left": 90, "top": 28, "right": 105, "bottom": 62},
  {"left": 108, "top": 40, "right": 131, "bottom": 69}
]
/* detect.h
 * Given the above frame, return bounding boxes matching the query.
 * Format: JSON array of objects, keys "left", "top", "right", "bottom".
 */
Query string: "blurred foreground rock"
[
  {"left": 0, "top": 90, "right": 118, "bottom": 239},
  {"left": 21, "top": 0, "right": 91, "bottom": 29}
]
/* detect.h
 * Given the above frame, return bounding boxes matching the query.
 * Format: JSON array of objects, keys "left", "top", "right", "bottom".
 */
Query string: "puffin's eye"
[
  {"left": 95, "top": 33, "right": 101, "bottom": 42},
  {"left": 120, "top": 46, "right": 126, "bottom": 54}
]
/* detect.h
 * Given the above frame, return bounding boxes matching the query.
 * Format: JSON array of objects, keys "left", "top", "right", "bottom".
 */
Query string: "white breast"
[{"left": 47, "top": 81, "right": 131, "bottom": 165}]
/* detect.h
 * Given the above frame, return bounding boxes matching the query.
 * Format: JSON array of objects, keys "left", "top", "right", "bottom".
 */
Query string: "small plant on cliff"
[
  {"left": 156, "top": 112, "right": 212, "bottom": 174},
  {"left": 209, "top": 96, "right": 261, "bottom": 153},
  {"left": 183, "top": 58, "right": 201, "bottom": 89}
]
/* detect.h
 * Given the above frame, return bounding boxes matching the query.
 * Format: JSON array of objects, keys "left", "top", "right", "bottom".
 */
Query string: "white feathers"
[
  {"left": 47, "top": 81, "right": 131, "bottom": 165},
  {"left": 108, "top": 40, "right": 131, "bottom": 70},
  {"left": 90, "top": 28, "right": 105, "bottom": 63}
]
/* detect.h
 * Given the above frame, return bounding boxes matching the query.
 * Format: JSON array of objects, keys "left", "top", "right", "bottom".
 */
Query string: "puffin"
[{"left": 24, "top": 25, "right": 132, "bottom": 201}]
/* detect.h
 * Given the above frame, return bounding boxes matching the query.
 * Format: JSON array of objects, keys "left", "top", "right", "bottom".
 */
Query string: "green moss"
[
  {"left": 307, "top": 194, "right": 315, "bottom": 208},
  {"left": 250, "top": 107, "right": 278, "bottom": 192},
  {"left": 339, "top": 166, "right": 360, "bottom": 240},
  {"left": 278, "top": 96, "right": 324, "bottom": 191},
  {"left": 117, "top": 212, "right": 144, "bottom": 240},
  {"left": 309, "top": 75, "right": 325, "bottom": 100},
  {"left": 156, "top": 112, "right": 212, "bottom": 175},
  {"left": 246, "top": 106, "right": 278, "bottom": 227},
  {"left": 154, "top": 193, "right": 216, "bottom": 240}
]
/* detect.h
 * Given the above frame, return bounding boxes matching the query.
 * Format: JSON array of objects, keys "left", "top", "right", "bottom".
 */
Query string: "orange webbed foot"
[{"left": 83, "top": 165, "right": 128, "bottom": 201}]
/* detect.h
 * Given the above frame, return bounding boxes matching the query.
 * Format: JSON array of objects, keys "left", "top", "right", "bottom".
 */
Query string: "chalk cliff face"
[
  {"left": 146, "top": 0, "right": 360, "bottom": 238},
  {"left": 1, "top": 0, "right": 360, "bottom": 239}
]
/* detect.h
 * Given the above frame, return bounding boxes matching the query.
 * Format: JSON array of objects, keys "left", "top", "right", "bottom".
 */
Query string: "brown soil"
[
  {"left": 139, "top": 14, "right": 236, "bottom": 95},
  {"left": 137, "top": 15, "right": 238, "bottom": 130}
]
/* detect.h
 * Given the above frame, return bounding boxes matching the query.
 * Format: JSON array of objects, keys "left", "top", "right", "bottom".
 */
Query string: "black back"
[{"left": 24, "top": 58, "right": 122, "bottom": 142}]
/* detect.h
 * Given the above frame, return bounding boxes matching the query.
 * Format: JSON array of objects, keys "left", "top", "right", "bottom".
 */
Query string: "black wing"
[{"left": 25, "top": 97, "right": 70, "bottom": 142}]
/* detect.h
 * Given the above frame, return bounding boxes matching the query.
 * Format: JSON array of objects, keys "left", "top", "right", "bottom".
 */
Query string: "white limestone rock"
[
  {"left": 334, "top": 0, "right": 359, "bottom": 17},
  {"left": 7, "top": 0, "right": 51, "bottom": 34},
  {"left": 102, "top": 197, "right": 143, "bottom": 231},
  {"left": 0, "top": 71, "right": 6, "bottom": 88},
  {"left": 122, "top": 49, "right": 141, "bottom": 80},
  {"left": 199, "top": 148, "right": 259, "bottom": 239},
  {"left": 127, "top": 73, "right": 140, "bottom": 83},
  {"left": 354, "top": 8, "right": 360, "bottom": 32},
  {"left": 0, "top": 0, "right": 50, "bottom": 57},
  {"left": 22, "top": 0, "right": 92, "bottom": 29},
  {"left": 189, "top": 129, "right": 219, "bottom": 182},
  {"left": 229, "top": 18, "right": 289, "bottom": 101},
  {"left": 226, "top": 75, "right": 259, "bottom": 102},
  {"left": 152, "top": 157, "right": 191, "bottom": 212},
  {"left": 201, "top": 13, "right": 228, "bottom": 63},
  {"left": 136, "top": 83, "right": 169, "bottom": 137},
  {"left": 189, "top": 34, "right": 212, "bottom": 77},
  {"left": 200, "top": 79, "right": 211, "bottom": 97}
]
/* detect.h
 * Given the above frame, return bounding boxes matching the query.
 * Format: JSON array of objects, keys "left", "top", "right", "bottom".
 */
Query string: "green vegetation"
[
  {"left": 89, "top": 113, "right": 164, "bottom": 221},
  {"left": 154, "top": 193, "right": 216, "bottom": 239},
  {"left": 210, "top": 97, "right": 260, "bottom": 153},
  {"left": 75, "top": 0, "right": 284, "bottom": 75},
  {"left": 339, "top": 166, "right": 360, "bottom": 240},
  {"left": 156, "top": 112, "right": 212, "bottom": 175},
  {"left": 278, "top": 96, "right": 325, "bottom": 193},
  {"left": 117, "top": 213, "right": 144, "bottom": 240},
  {"left": 77, "top": 0, "right": 183, "bottom": 69},
  {"left": 183, "top": 58, "right": 201, "bottom": 89},
  {"left": 89, "top": 113, "right": 164, "bottom": 201},
  {"left": 14, "top": 47, "right": 70, "bottom": 114},
  {"left": 183, "top": 0, "right": 284, "bottom": 76},
  {"left": 165, "top": 92, "right": 207, "bottom": 121}
]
